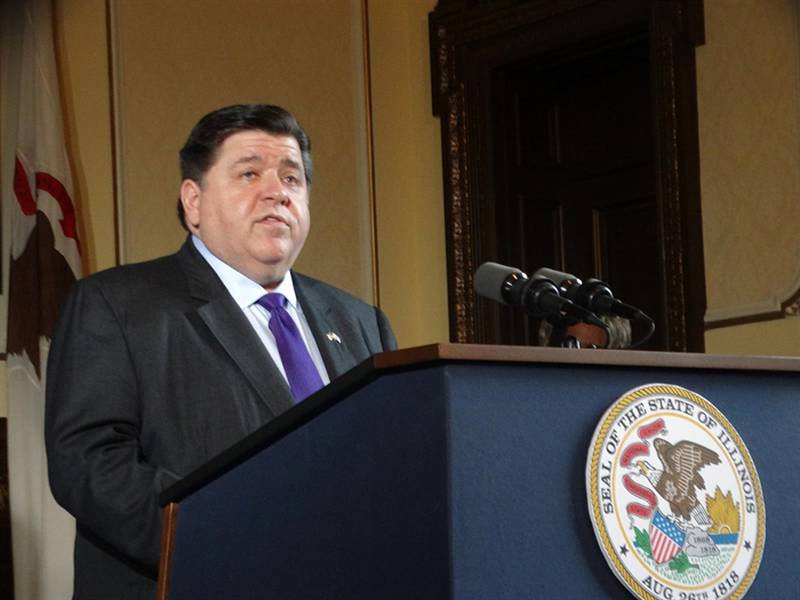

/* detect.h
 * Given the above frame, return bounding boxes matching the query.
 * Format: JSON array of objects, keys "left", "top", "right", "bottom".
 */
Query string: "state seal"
[{"left": 586, "top": 383, "right": 765, "bottom": 600}]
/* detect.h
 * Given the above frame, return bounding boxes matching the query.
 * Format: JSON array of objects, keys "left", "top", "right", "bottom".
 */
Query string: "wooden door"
[
  {"left": 430, "top": 0, "right": 706, "bottom": 352},
  {"left": 492, "top": 39, "right": 664, "bottom": 349}
]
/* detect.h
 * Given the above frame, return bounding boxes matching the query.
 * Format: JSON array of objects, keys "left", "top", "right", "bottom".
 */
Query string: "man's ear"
[{"left": 180, "top": 179, "right": 202, "bottom": 230}]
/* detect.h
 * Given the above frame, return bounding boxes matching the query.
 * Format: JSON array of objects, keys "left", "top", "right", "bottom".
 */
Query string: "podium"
[{"left": 157, "top": 344, "right": 800, "bottom": 599}]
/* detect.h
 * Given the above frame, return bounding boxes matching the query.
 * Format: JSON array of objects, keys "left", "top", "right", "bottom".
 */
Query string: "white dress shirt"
[{"left": 192, "top": 235, "right": 330, "bottom": 387}]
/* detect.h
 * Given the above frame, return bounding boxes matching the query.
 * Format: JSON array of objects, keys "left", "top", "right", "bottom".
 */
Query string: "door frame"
[{"left": 429, "top": 0, "right": 706, "bottom": 351}]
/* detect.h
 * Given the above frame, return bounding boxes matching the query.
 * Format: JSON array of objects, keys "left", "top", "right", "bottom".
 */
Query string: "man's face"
[{"left": 181, "top": 130, "right": 310, "bottom": 287}]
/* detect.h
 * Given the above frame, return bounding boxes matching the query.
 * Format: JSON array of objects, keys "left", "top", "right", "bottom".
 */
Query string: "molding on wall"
[
  {"left": 0, "top": 417, "right": 11, "bottom": 599},
  {"left": 706, "top": 300, "right": 783, "bottom": 324},
  {"left": 703, "top": 2, "right": 800, "bottom": 331},
  {"left": 105, "top": 0, "right": 121, "bottom": 267},
  {"left": 705, "top": 283, "right": 800, "bottom": 329},
  {"left": 106, "top": 0, "right": 126, "bottom": 265},
  {"left": 362, "top": 0, "right": 380, "bottom": 308},
  {"left": 705, "top": 231, "right": 800, "bottom": 326}
]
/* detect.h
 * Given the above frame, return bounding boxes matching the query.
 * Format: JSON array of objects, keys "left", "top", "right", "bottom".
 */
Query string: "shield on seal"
[{"left": 649, "top": 510, "right": 686, "bottom": 564}]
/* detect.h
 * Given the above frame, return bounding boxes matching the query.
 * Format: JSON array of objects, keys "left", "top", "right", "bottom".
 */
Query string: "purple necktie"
[{"left": 256, "top": 293, "right": 324, "bottom": 402}]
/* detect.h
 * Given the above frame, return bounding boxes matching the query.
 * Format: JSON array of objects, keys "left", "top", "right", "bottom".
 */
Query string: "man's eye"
[
  {"left": 284, "top": 175, "right": 299, "bottom": 184},
  {"left": 242, "top": 170, "right": 257, "bottom": 179}
]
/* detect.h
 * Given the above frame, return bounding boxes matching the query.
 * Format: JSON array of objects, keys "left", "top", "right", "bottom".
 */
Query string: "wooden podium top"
[{"left": 375, "top": 343, "right": 800, "bottom": 373}]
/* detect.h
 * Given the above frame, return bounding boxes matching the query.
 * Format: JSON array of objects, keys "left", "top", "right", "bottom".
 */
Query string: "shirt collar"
[{"left": 191, "top": 235, "right": 299, "bottom": 309}]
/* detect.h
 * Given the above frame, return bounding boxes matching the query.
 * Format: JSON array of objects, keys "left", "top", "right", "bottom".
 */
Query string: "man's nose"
[{"left": 261, "top": 171, "right": 289, "bottom": 204}]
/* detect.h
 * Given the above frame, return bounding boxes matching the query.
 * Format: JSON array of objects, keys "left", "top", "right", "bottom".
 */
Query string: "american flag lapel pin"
[{"left": 326, "top": 331, "right": 342, "bottom": 344}]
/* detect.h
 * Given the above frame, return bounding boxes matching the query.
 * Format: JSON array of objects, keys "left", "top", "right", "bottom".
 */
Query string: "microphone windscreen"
[
  {"left": 534, "top": 267, "right": 578, "bottom": 286},
  {"left": 474, "top": 262, "right": 523, "bottom": 304}
]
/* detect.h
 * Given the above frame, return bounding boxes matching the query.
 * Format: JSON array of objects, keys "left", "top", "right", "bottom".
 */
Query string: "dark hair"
[{"left": 176, "top": 104, "right": 313, "bottom": 231}]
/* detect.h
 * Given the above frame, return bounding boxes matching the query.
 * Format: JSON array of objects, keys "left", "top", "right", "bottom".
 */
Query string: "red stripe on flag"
[
  {"left": 650, "top": 528, "right": 680, "bottom": 564},
  {"left": 13, "top": 159, "right": 80, "bottom": 249},
  {"left": 14, "top": 157, "right": 37, "bottom": 215},
  {"left": 35, "top": 171, "right": 80, "bottom": 245}
]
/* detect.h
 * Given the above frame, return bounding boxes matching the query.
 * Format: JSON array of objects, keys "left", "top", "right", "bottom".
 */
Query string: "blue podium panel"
[
  {"left": 445, "top": 363, "right": 799, "bottom": 599},
  {"left": 169, "top": 366, "right": 453, "bottom": 600},
  {"left": 166, "top": 357, "right": 800, "bottom": 599}
]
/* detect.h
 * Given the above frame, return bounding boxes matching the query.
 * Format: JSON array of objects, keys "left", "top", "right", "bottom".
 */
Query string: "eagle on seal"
[{"left": 638, "top": 438, "right": 721, "bottom": 526}]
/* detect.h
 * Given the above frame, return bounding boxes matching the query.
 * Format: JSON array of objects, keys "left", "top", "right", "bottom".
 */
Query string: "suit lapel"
[
  {"left": 178, "top": 240, "right": 294, "bottom": 416},
  {"left": 294, "top": 273, "right": 358, "bottom": 380}
]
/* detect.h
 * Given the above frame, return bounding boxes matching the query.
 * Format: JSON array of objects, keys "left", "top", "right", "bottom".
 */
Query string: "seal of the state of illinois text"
[{"left": 586, "top": 384, "right": 765, "bottom": 600}]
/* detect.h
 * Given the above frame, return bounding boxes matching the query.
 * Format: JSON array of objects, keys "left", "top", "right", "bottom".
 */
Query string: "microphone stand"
[{"left": 560, "top": 335, "right": 582, "bottom": 349}]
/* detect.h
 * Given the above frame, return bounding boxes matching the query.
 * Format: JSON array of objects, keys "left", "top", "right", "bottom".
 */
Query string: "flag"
[
  {"left": 3, "top": 0, "right": 82, "bottom": 597},
  {"left": 649, "top": 509, "right": 686, "bottom": 564}
]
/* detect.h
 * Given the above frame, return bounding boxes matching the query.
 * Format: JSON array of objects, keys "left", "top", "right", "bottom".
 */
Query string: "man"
[{"left": 45, "top": 104, "right": 396, "bottom": 598}]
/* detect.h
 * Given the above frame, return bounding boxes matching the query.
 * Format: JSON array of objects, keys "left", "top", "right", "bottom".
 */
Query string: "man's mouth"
[{"left": 259, "top": 214, "right": 289, "bottom": 226}]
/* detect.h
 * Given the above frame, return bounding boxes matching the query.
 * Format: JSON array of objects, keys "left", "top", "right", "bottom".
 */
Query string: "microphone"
[
  {"left": 533, "top": 267, "right": 656, "bottom": 348},
  {"left": 534, "top": 267, "right": 583, "bottom": 296},
  {"left": 533, "top": 267, "right": 649, "bottom": 321},
  {"left": 474, "top": 262, "right": 606, "bottom": 327}
]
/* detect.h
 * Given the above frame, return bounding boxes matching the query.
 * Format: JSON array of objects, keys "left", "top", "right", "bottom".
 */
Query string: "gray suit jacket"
[{"left": 45, "top": 238, "right": 396, "bottom": 599}]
